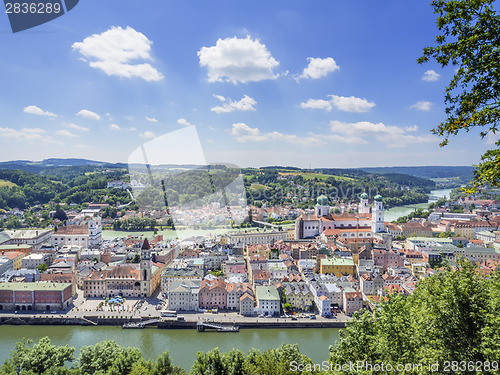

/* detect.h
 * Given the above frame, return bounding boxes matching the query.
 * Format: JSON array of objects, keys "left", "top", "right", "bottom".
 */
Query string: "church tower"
[
  {"left": 315, "top": 195, "right": 330, "bottom": 217},
  {"left": 358, "top": 193, "right": 370, "bottom": 214},
  {"left": 140, "top": 238, "right": 152, "bottom": 297},
  {"left": 371, "top": 195, "right": 385, "bottom": 233}
]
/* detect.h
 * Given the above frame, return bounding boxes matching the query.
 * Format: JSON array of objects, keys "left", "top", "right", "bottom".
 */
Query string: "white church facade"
[{"left": 294, "top": 193, "right": 385, "bottom": 240}]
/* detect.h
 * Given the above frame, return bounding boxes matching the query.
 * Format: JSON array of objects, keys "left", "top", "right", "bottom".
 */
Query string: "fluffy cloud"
[
  {"left": 0, "top": 127, "right": 59, "bottom": 144},
  {"left": 145, "top": 116, "right": 158, "bottom": 123},
  {"left": 299, "top": 99, "right": 333, "bottom": 112},
  {"left": 177, "top": 118, "right": 192, "bottom": 126},
  {"left": 72, "top": 26, "right": 163, "bottom": 82},
  {"left": 65, "top": 123, "right": 90, "bottom": 131},
  {"left": 328, "top": 120, "right": 436, "bottom": 147},
  {"left": 405, "top": 125, "right": 419, "bottom": 132},
  {"left": 231, "top": 123, "right": 323, "bottom": 146},
  {"left": 422, "top": 70, "right": 440, "bottom": 81},
  {"left": 55, "top": 129, "right": 78, "bottom": 138},
  {"left": 410, "top": 101, "right": 432, "bottom": 111},
  {"left": 140, "top": 131, "right": 156, "bottom": 139},
  {"left": 211, "top": 95, "right": 257, "bottom": 113},
  {"left": 329, "top": 95, "right": 375, "bottom": 112},
  {"left": 300, "top": 95, "right": 375, "bottom": 113},
  {"left": 110, "top": 124, "right": 121, "bottom": 131},
  {"left": 76, "top": 109, "right": 101, "bottom": 120},
  {"left": 198, "top": 36, "right": 280, "bottom": 83},
  {"left": 299, "top": 57, "right": 339, "bottom": 80},
  {"left": 23, "top": 105, "right": 57, "bottom": 117}
]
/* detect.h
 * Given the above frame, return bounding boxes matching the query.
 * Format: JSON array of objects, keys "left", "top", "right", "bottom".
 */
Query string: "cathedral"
[{"left": 294, "top": 193, "right": 385, "bottom": 240}]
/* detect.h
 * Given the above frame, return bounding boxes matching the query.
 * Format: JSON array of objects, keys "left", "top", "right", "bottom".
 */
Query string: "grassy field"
[
  {"left": 250, "top": 183, "right": 269, "bottom": 190},
  {"left": 279, "top": 172, "right": 354, "bottom": 181},
  {"left": 0, "top": 179, "right": 17, "bottom": 188}
]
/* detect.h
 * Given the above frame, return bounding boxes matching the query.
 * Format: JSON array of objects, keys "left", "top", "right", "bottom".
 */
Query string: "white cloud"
[
  {"left": 198, "top": 36, "right": 280, "bottom": 83},
  {"left": 328, "top": 120, "right": 436, "bottom": 147},
  {"left": 76, "top": 109, "right": 101, "bottom": 121},
  {"left": 298, "top": 57, "right": 339, "bottom": 80},
  {"left": 422, "top": 70, "right": 440, "bottom": 81},
  {"left": 145, "top": 116, "right": 158, "bottom": 123},
  {"left": 72, "top": 26, "right": 163, "bottom": 82},
  {"left": 140, "top": 131, "right": 156, "bottom": 139},
  {"left": 410, "top": 101, "right": 432, "bottom": 111},
  {"left": 110, "top": 124, "right": 121, "bottom": 131},
  {"left": 211, "top": 95, "right": 257, "bottom": 113},
  {"left": 300, "top": 95, "right": 375, "bottom": 113},
  {"left": 405, "top": 125, "right": 419, "bottom": 132},
  {"left": 23, "top": 105, "right": 57, "bottom": 117},
  {"left": 177, "top": 118, "right": 192, "bottom": 126},
  {"left": 299, "top": 99, "right": 333, "bottom": 112},
  {"left": 231, "top": 123, "right": 323, "bottom": 146},
  {"left": 329, "top": 95, "right": 375, "bottom": 113},
  {"left": 0, "top": 127, "right": 59, "bottom": 144},
  {"left": 65, "top": 123, "right": 90, "bottom": 131},
  {"left": 56, "top": 129, "right": 78, "bottom": 138}
]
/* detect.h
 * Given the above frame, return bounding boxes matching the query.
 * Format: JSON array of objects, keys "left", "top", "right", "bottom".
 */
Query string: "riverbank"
[{"left": 0, "top": 314, "right": 346, "bottom": 329}]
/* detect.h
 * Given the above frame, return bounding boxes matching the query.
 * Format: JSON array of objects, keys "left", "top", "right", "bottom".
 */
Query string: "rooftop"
[{"left": 256, "top": 286, "right": 280, "bottom": 301}]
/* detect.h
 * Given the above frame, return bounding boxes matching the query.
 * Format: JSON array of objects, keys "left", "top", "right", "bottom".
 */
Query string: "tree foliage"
[
  {"left": 419, "top": 0, "right": 500, "bottom": 191},
  {"left": 329, "top": 259, "right": 500, "bottom": 374}
]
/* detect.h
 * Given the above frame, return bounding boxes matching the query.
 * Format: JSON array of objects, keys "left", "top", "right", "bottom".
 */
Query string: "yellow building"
[
  {"left": 452, "top": 225, "right": 474, "bottom": 239},
  {"left": 0, "top": 250, "right": 25, "bottom": 270},
  {"left": 284, "top": 284, "right": 314, "bottom": 311},
  {"left": 320, "top": 257, "right": 355, "bottom": 277}
]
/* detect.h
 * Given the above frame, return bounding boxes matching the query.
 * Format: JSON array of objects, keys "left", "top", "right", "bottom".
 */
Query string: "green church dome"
[
  {"left": 360, "top": 193, "right": 368, "bottom": 199},
  {"left": 316, "top": 195, "right": 329, "bottom": 205},
  {"left": 374, "top": 194, "right": 383, "bottom": 202}
]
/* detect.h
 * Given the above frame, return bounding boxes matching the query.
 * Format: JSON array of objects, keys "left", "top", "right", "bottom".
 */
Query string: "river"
[
  {"left": 384, "top": 188, "right": 452, "bottom": 222},
  {"left": 0, "top": 325, "right": 340, "bottom": 371}
]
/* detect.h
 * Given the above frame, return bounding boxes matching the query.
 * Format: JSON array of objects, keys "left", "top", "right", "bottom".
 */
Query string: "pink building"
[
  {"left": 372, "top": 249, "right": 403, "bottom": 271},
  {"left": 199, "top": 278, "right": 227, "bottom": 310},
  {"left": 343, "top": 291, "right": 363, "bottom": 317}
]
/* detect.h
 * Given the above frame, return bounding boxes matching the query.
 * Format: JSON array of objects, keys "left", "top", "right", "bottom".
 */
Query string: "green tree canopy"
[
  {"left": 419, "top": 0, "right": 500, "bottom": 191},
  {"left": 0, "top": 337, "right": 74, "bottom": 375},
  {"left": 329, "top": 259, "right": 500, "bottom": 374}
]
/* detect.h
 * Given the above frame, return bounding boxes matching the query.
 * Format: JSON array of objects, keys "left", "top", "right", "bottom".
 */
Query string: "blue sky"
[{"left": 0, "top": 0, "right": 494, "bottom": 168}]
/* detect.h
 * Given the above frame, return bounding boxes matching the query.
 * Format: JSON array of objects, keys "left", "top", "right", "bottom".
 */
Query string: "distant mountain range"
[{"left": 0, "top": 158, "right": 474, "bottom": 180}]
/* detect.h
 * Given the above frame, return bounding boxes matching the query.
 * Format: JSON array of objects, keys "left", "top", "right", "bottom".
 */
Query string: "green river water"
[{"left": 0, "top": 325, "right": 341, "bottom": 371}]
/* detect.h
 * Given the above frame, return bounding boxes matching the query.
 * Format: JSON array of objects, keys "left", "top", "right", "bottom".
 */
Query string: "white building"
[
  {"left": 295, "top": 194, "right": 385, "bottom": 240},
  {"left": 226, "top": 230, "right": 288, "bottom": 247},
  {"left": 256, "top": 286, "right": 280, "bottom": 316},
  {"left": 22, "top": 254, "right": 48, "bottom": 269},
  {"left": 167, "top": 280, "right": 200, "bottom": 311},
  {"left": 0, "top": 229, "right": 52, "bottom": 250},
  {"left": 51, "top": 218, "right": 102, "bottom": 248}
]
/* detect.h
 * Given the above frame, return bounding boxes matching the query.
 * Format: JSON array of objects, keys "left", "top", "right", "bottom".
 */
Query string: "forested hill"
[
  {"left": 0, "top": 159, "right": 439, "bottom": 211},
  {"left": 359, "top": 165, "right": 474, "bottom": 180}
]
